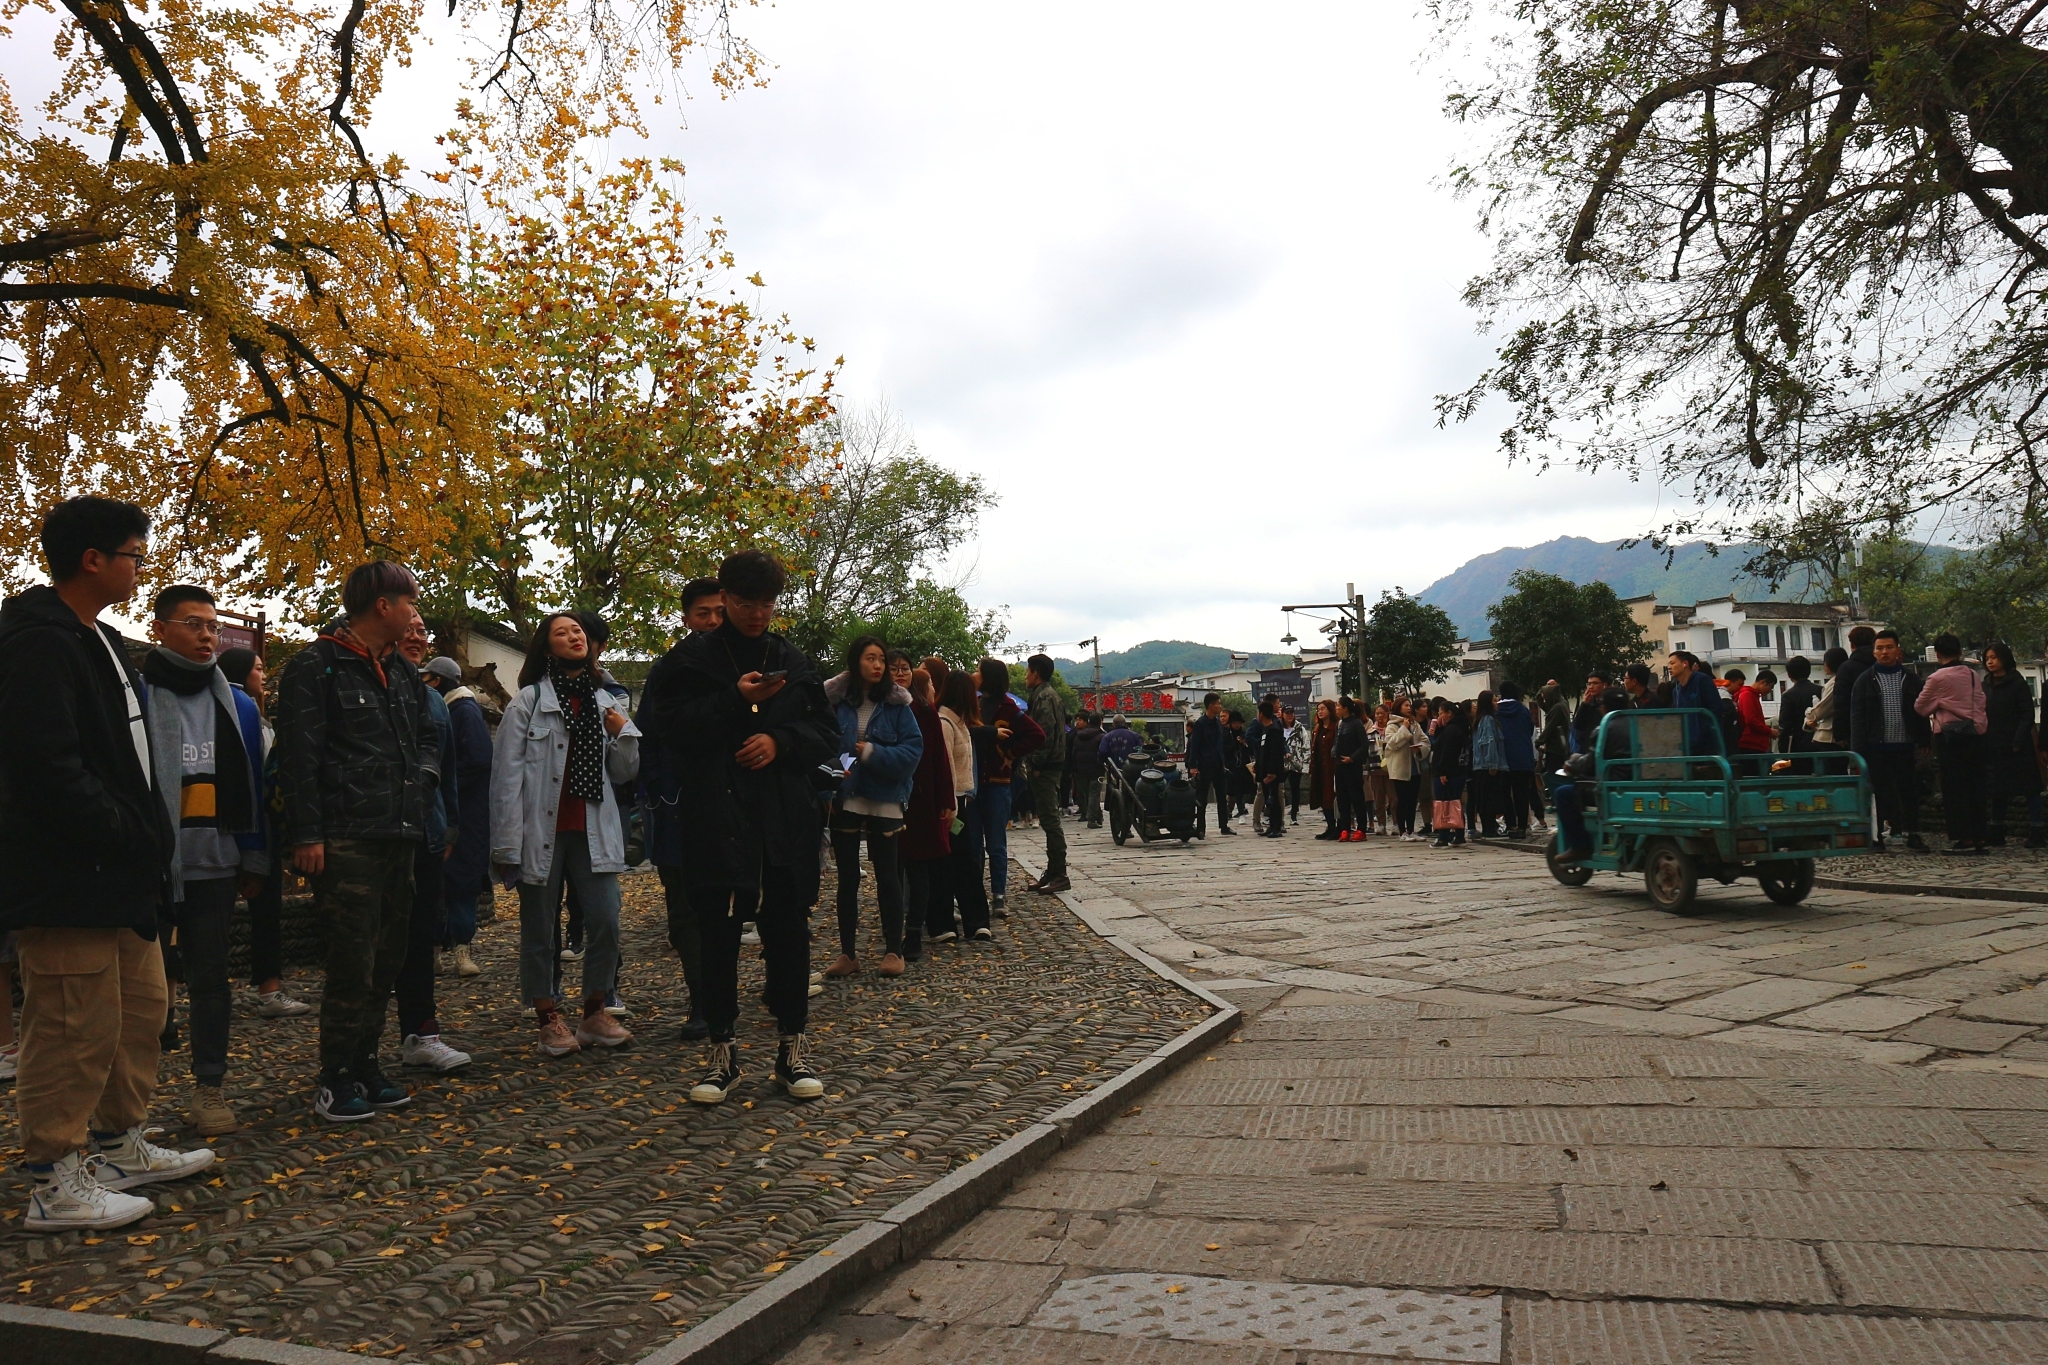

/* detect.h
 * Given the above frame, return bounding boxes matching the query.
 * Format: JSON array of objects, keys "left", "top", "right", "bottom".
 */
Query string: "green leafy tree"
[
  {"left": 777, "top": 401, "right": 995, "bottom": 660},
  {"left": 1486, "top": 571, "right": 1650, "bottom": 691},
  {"left": 829, "top": 578, "right": 1009, "bottom": 671},
  {"left": 1437, "top": 0, "right": 2048, "bottom": 565},
  {"left": 1360, "top": 590, "right": 1461, "bottom": 697}
]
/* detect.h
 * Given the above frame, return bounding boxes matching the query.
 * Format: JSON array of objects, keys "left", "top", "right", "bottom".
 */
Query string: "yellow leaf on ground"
[
  {"left": 651, "top": 1292, "right": 673, "bottom": 1302},
  {"left": 762, "top": 1262, "right": 787, "bottom": 1274},
  {"left": 376, "top": 1248, "right": 405, "bottom": 1257}
]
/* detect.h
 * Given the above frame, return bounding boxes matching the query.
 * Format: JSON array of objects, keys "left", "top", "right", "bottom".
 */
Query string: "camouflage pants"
[{"left": 314, "top": 838, "right": 415, "bottom": 1074}]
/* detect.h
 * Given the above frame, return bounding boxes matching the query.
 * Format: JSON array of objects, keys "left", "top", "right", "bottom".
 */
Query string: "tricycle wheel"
[
  {"left": 1110, "top": 804, "right": 1129, "bottom": 845},
  {"left": 1547, "top": 843, "right": 1594, "bottom": 887},
  {"left": 1643, "top": 838, "right": 1699, "bottom": 914},
  {"left": 1757, "top": 858, "right": 1815, "bottom": 906}
]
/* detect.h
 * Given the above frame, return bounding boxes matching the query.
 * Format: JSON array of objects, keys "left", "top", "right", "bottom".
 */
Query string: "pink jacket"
[{"left": 1913, "top": 663, "right": 1988, "bottom": 735}]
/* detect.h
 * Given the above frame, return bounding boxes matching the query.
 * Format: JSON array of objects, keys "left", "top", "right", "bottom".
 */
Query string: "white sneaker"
[
  {"left": 92, "top": 1125, "right": 215, "bottom": 1190},
  {"left": 740, "top": 926, "right": 762, "bottom": 946},
  {"left": 25, "top": 1152, "right": 154, "bottom": 1231},
  {"left": 559, "top": 945, "right": 585, "bottom": 963},
  {"left": 0, "top": 1042, "right": 17, "bottom": 1083},
  {"left": 257, "top": 988, "right": 313, "bottom": 1018},
  {"left": 808, "top": 982, "right": 824, "bottom": 998},
  {"left": 401, "top": 1033, "right": 472, "bottom": 1072},
  {"left": 453, "top": 945, "right": 482, "bottom": 977}
]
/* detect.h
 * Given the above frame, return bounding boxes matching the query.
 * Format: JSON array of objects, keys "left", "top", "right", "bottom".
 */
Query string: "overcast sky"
[{"left": 10, "top": 2, "right": 1683, "bottom": 652}]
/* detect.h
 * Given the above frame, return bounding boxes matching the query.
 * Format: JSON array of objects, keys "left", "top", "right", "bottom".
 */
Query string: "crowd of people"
[
  {"left": 0, "top": 496, "right": 1102, "bottom": 1232},
  {"left": 5, "top": 493, "right": 2045, "bottom": 1235}
]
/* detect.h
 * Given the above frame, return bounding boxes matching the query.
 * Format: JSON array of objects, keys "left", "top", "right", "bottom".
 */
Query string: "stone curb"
[
  {"left": 1487, "top": 834, "right": 2048, "bottom": 903},
  {"left": 634, "top": 853, "right": 1241, "bottom": 1365},
  {"left": 0, "top": 1303, "right": 366, "bottom": 1365}
]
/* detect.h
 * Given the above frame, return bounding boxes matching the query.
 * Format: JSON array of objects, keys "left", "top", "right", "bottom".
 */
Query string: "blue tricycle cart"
[{"left": 1544, "top": 708, "right": 1874, "bottom": 914}]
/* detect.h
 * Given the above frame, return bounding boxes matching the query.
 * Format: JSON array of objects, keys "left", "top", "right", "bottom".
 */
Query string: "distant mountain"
[
  {"left": 1052, "top": 639, "right": 1294, "bottom": 683},
  {"left": 1415, "top": 536, "right": 1825, "bottom": 638}
]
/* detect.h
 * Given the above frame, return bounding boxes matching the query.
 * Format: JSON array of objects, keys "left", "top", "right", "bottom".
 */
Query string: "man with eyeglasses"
[
  {"left": 0, "top": 496, "right": 216, "bottom": 1232},
  {"left": 141, "top": 584, "right": 270, "bottom": 1136}
]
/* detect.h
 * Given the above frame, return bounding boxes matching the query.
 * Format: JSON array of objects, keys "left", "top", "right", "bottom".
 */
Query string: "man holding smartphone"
[{"left": 634, "top": 551, "right": 839, "bottom": 1105}]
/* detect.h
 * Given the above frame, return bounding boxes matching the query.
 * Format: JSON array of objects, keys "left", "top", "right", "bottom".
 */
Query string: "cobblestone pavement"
[
  {"left": 1, "top": 865, "right": 1206, "bottom": 1363},
  {"left": 774, "top": 820, "right": 2048, "bottom": 1365}
]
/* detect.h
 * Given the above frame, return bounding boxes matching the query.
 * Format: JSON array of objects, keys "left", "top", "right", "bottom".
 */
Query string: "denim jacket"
[{"left": 490, "top": 676, "right": 641, "bottom": 884}]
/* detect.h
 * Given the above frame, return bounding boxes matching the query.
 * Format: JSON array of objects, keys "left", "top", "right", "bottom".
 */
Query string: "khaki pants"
[{"left": 14, "top": 926, "right": 167, "bottom": 1163}]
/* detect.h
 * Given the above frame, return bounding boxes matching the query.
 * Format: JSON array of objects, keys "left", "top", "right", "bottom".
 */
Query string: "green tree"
[
  {"left": 1360, "top": 590, "right": 1461, "bottom": 697},
  {"left": 777, "top": 401, "right": 996, "bottom": 660},
  {"left": 1437, "top": 0, "right": 2048, "bottom": 564},
  {"left": 828, "top": 578, "right": 1009, "bottom": 671},
  {"left": 1486, "top": 571, "right": 1649, "bottom": 691}
]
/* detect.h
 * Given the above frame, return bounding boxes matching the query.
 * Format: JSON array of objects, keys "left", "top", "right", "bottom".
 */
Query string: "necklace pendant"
[{"left": 751, "top": 703, "right": 760, "bottom": 714}]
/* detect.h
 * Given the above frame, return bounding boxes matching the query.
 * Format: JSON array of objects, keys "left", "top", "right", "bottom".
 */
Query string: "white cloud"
[{"left": 5, "top": 1, "right": 1681, "bottom": 655}]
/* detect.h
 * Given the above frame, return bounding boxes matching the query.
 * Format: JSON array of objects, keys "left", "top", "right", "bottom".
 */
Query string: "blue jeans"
[
  {"left": 443, "top": 893, "right": 478, "bottom": 947},
  {"left": 516, "top": 833, "right": 619, "bottom": 1008},
  {"left": 976, "top": 781, "right": 1013, "bottom": 899}
]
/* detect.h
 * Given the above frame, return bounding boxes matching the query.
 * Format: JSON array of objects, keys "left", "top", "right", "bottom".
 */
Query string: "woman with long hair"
[
  {"left": 823, "top": 636, "right": 923, "bottom": 978},
  {"left": 1429, "top": 698, "right": 1469, "bottom": 849},
  {"left": 1331, "top": 697, "right": 1371, "bottom": 841},
  {"left": 930, "top": 671, "right": 990, "bottom": 940},
  {"left": 974, "top": 659, "right": 1043, "bottom": 917},
  {"left": 492, "top": 612, "right": 640, "bottom": 1057},
  {"left": 1380, "top": 698, "right": 1423, "bottom": 839},
  {"left": 1983, "top": 641, "right": 2044, "bottom": 847},
  {"left": 1469, "top": 690, "right": 1506, "bottom": 839},
  {"left": 898, "top": 667, "right": 955, "bottom": 961},
  {"left": 1310, "top": 699, "right": 1339, "bottom": 839},
  {"left": 1368, "top": 702, "right": 1395, "bottom": 834}
]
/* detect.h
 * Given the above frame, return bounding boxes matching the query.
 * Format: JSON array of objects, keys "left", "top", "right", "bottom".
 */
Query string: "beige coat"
[
  {"left": 939, "top": 706, "right": 976, "bottom": 798},
  {"left": 1379, "top": 716, "right": 1425, "bottom": 782}
]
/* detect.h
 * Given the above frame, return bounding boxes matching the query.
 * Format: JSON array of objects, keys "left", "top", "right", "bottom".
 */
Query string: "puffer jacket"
[
  {"left": 0, "top": 586, "right": 174, "bottom": 931},
  {"left": 490, "top": 674, "right": 641, "bottom": 884},
  {"left": 826, "top": 672, "right": 925, "bottom": 808},
  {"left": 275, "top": 624, "right": 441, "bottom": 845}
]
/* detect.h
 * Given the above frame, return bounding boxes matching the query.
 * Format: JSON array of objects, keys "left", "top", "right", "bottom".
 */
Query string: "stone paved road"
[
  {"left": 1, "top": 866, "right": 1206, "bottom": 1363},
  {"left": 773, "top": 819, "right": 2048, "bottom": 1364}
]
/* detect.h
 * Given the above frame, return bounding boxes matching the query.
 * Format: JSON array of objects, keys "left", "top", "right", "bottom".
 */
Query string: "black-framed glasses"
[{"left": 108, "top": 549, "right": 149, "bottom": 566}]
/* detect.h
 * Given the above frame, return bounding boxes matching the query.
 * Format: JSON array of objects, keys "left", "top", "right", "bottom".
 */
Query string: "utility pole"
[
  {"left": 1076, "top": 636, "right": 1101, "bottom": 697},
  {"left": 1282, "top": 591, "right": 1370, "bottom": 701}
]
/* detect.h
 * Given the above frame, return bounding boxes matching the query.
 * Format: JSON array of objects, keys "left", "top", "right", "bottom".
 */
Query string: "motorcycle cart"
[
  {"left": 1545, "top": 709, "right": 1873, "bottom": 914},
  {"left": 1104, "top": 748, "right": 1200, "bottom": 845}
]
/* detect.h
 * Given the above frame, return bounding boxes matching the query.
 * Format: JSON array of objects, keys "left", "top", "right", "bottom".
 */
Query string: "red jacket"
[{"left": 1735, "top": 685, "right": 1774, "bottom": 752}]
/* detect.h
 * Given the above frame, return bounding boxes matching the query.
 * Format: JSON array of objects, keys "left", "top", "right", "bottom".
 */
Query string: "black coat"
[
  {"left": 1431, "top": 718, "right": 1471, "bottom": 782},
  {"left": 1849, "top": 665, "right": 1930, "bottom": 754},
  {"left": 1068, "top": 722, "right": 1105, "bottom": 777},
  {"left": 1187, "top": 713, "right": 1229, "bottom": 774},
  {"left": 0, "top": 586, "right": 174, "bottom": 932},
  {"left": 1254, "top": 718, "right": 1289, "bottom": 779},
  {"left": 1777, "top": 679, "right": 1820, "bottom": 751},
  {"left": 635, "top": 623, "right": 838, "bottom": 898},
  {"left": 441, "top": 692, "right": 495, "bottom": 897},
  {"left": 1834, "top": 646, "right": 1876, "bottom": 751},
  {"left": 1984, "top": 672, "right": 2043, "bottom": 795},
  {"left": 274, "top": 626, "right": 441, "bottom": 845}
]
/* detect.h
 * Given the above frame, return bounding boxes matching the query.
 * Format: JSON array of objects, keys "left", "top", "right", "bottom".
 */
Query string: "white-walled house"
[{"left": 1656, "top": 599, "right": 1861, "bottom": 670}]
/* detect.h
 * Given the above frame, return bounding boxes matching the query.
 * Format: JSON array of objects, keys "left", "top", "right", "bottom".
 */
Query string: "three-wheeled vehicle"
[
  {"left": 1104, "top": 744, "right": 1200, "bottom": 845},
  {"left": 1544, "top": 708, "right": 1873, "bottom": 913}
]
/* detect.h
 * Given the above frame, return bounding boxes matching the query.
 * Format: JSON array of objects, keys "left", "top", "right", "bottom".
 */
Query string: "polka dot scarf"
[{"left": 550, "top": 657, "right": 608, "bottom": 803}]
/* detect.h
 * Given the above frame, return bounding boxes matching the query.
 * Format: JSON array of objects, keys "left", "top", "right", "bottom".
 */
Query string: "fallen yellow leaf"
[
  {"left": 1166, "top": 1284, "right": 1185, "bottom": 1294},
  {"left": 762, "top": 1261, "right": 787, "bottom": 1274},
  {"left": 376, "top": 1248, "right": 405, "bottom": 1257},
  {"left": 1204, "top": 1243, "right": 1221, "bottom": 1251},
  {"left": 651, "top": 1292, "right": 673, "bottom": 1302},
  {"left": 643, "top": 1221, "right": 671, "bottom": 1230}
]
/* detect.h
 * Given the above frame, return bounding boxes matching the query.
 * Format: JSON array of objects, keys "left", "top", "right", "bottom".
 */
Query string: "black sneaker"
[
  {"left": 690, "top": 1041, "right": 743, "bottom": 1104},
  {"left": 677, "top": 1015, "right": 711, "bottom": 1042},
  {"left": 355, "top": 1059, "right": 411, "bottom": 1110},
  {"left": 902, "top": 936, "right": 923, "bottom": 962},
  {"left": 314, "top": 1069, "right": 374, "bottom": 1123},
  {"left": 775, "top": 1034, "right": 825, "bottom": 1099}
]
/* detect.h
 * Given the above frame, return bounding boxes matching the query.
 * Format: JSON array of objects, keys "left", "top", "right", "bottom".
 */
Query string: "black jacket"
[
  {"left": 636, "top": 623, "right": 839, "bottom": 898},
  {"left": 1777, "top": 679, "right": 1820, "bottom": 750},
  {"left": 1984, "top": 671, "right": 2043, "bottom": 793},
  {"left": 1849, "top": 665, "right": 1929, "bottom": 754},
  {"left": 1068, "top": 721, "right": 1105, "bottom": 777},
  {"left": 274, "top": 626, "right": 441, "bottom": 845},
  {"left": 1431, "top": 718, "right": 1471, "bottom": 782},
  {"left": 1834, "top": 646, "right": 1875, "bottom": 751},
  {"left": 1187, "top": 713, "right": 1229, "bottom": 774},
  {"left": 1254, "top": 718, "right": 1289, "bottom": 779},
  {"left": 1333, "top": 716, "right": 1370, "bottom": 768},
  {"left": 0, "top": 587, "right": 174, "bottom": 931}
]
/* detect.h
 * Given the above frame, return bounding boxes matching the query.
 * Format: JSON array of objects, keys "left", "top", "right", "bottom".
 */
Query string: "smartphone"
[{"left": 758, "top": 669, "right": 788, "bottom": 682}]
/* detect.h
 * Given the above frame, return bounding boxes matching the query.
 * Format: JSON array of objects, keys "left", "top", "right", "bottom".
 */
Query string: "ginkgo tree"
[
  {"left": 447, "top": 154, "right": 838, "bottom": 654},
  {"left": 0, "top": 0, "right": 766, "bottom": 607}
]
